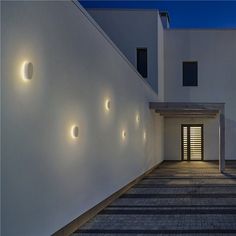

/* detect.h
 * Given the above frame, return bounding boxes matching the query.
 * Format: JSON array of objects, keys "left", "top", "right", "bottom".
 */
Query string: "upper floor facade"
[
  {"left": 87, "top": 9, "right": 236, "bottom": 108},
  {"left": 87, "top": 9, "right": 165, "bottom": 100},
  {"left": 87, "top": 8, "right": 236, "bottom": 160}
]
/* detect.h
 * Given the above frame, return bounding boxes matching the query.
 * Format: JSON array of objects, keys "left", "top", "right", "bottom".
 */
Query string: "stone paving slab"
[
  {"left": 72, "top": 161, "right": 236, "bottom": 236},
  {"left": 110, "top": 197, "right": 236, "bottom": 206},
  {"left": 79, "top": 214, "right": 236, "bottom": 230},
  {"left": 127, "top": 186, "right": 236, "bottom": 194},
  {"left": 140, "top": 178, "right": 236, "bottom": 185}
]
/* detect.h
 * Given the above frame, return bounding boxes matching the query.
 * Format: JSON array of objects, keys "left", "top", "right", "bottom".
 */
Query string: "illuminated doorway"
[{"left": 181, "top": 124, "right": 204, "bottom": 161}]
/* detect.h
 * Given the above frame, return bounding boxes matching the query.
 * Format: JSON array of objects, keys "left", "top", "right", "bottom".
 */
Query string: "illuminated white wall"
[
  {"left": 1, "top": 1, "right": 163, "bottom": 235},
  {"left": 87, "top": 9, "right": 162, "bottom": 94},
  {"left": 164, "top": 117, "right": 219, "bottom": 161},
  {"left": 164, "top": 29, "right": 236, "bottom": 160}
]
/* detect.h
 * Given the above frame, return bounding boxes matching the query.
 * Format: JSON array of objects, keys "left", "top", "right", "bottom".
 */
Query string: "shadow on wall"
[{"left": 226, "top": 118, "right": 236, "bottom": 160}]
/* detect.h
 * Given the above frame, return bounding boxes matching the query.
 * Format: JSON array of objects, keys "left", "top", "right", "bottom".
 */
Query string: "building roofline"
[
  {"left": 72, "top": 1, "right": 158, "bottom": 97},
  {"left": 84, "top": 7, "right": 159, "bottom": 12}
]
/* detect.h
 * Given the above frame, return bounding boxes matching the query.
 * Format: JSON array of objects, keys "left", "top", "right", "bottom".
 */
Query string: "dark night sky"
[{"left": 79, "top": 1, "right": 236, "bottom": 29}]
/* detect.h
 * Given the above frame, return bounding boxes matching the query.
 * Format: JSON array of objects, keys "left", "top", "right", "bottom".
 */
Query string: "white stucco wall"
[
  {"left": 164, "top": 117, "right": 219, "bottom": 161},
  {"left": 164, "top": 29, "right": 236, "bottom": 160},
  {"left": 87, "top": 9, "right": 160, "bottom": 93},
  {"left": 1, "top": 1, "right": 163, "bottom": 235},
  {"left": 157, "top": 14, "right": 164, "bottom": 101}
]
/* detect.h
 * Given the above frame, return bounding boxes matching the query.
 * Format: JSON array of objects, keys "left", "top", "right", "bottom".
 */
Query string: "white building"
[
  {"left": 1, "top": 1, "right": 236, "bottom": 235},
  {"left": 88, "top": 8, "right": 236, "bottom": 164}
]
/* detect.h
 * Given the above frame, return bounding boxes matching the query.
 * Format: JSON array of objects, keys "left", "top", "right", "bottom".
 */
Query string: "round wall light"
[
  {"left": 143, "top": 131, "right": 147, "bottom": 142},
  {"left": 105, "top": 99, "right": 111, "bottom": 111},
  {"left": 122, "top": 130, "right": 127, "bottom": 140},
  {"left": 71, "top": 125, "right": 79, "bottom": 139},
  {"left": 135, "top": 114, "right": 140, "bottom": 125},
  {"left": 21, "top": 61, "right": 33, "bottom": 81}
]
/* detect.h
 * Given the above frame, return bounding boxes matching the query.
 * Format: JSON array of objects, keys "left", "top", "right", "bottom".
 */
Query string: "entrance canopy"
[
  {"left": 149, "top": 102, "right": 225, "bottom": 172},
  {"left": 150, "top": 102, "right": 223, "bottom": 117}
]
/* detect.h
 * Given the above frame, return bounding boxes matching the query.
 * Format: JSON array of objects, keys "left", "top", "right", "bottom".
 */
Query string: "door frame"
[{"left": 181, "top": 124, "right": 204, "bottom": 161}]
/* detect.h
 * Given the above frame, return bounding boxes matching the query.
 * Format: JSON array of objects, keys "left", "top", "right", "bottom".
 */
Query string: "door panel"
[
  {"left": 182, "top": 125, "right": 203, "bottom": 161},
  {"left": 183, "top": 126, "right": 188, "bottom": 160}
]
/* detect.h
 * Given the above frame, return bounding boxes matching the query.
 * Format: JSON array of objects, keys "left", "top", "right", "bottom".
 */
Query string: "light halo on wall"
[
  {"left": 122, "top": 130, "right": 127, "bottom": 140},
  {"left": 71, "top": 125, "right": 79, "bottom": 139},
  {"left": 143, "top": 130, "right": 147, "bottom": 142},
  {"left": 105, "top": 99, "right": 111, "bottom": 111},
  {"left": 135, "top": 114, "right": 140, "bottom": 125},
  {"left": 21, "top": 61, "right": 33, "bottom": 81}
]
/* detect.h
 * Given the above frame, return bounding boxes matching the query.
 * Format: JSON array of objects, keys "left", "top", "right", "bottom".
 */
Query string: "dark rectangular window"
[
  {"left": 183, "top": 61, "right": 198, "bottom": 86},
  {"left": 137, "top": 48, "right": 147, "bottom": 78}
]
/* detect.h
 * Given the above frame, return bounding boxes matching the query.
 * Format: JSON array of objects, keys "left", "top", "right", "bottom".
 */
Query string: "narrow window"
[
  {"left": 183, "top": 61, "right": 198, "bottom": 86},
  {"left": 137, "top": 48, "right": 147, "bottom": 78}
]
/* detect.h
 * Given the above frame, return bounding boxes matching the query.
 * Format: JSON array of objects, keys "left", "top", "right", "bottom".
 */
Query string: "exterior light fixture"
[
  {"left": 143, "top": 131, "right": 147, "bottom": 141},
  {"left": 105, "top": 99, "right": 111, "bottom": 111},
  {"left": 71, "top": 125, "right": 79, "bottom": 139},
  {"left": 122, "top": 130, "right": 127, "bottom": 140},
  {"left": 136, "top": 114, "right": 140, "bottom": 125},
  {"left": 21, "top": 61, "right": 33, "bottom": 81}
]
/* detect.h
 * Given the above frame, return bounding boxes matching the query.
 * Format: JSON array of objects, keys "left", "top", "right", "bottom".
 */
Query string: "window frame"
[
  {"left": 182, "top": 61, "right": 198, "bottom": 87},
  {"left": 136, "top": 48, "right": 148, "bottom": 78}
]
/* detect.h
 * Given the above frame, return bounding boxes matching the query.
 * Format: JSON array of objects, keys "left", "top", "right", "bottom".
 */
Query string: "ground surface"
[{"left": 73, "top": 161, "right": 236, "bottom": 236}]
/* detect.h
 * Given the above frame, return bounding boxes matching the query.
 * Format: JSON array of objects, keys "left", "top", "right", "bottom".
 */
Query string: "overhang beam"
[{"left": 150, "top": 102, "right": 225, "bottom": 172}]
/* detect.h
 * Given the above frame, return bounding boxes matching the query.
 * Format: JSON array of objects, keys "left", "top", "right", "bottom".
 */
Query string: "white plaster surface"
[
  {"left": 87, "top": 9, "right": 160, "bottom": 93},
  {"left": 164, "top": 117, "right": 219, "bottom": 161},
  {"left": 1, "top": 1, "right": 163, "bottom": 235},
  {"left": 164, "top": 29, "right": 236, "bottom": 160}
]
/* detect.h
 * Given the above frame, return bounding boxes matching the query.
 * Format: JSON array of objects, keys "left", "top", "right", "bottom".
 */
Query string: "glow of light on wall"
[
  {"left": 122, "top": 130, "right": 127, "bottom": 140},
  {"left": 21, "top": 61, "right": 33, "bottom": 82},
  {"left": 105, "top": 99, "right": 111, "bottom": 112},
  {"left": 135, "top": 114, "right": 140, "bottom": 125},
  {"left": 143, "top": 130, "right": 147, "bottom": 142},
  {"left": 70, "top": 125, "right": 79, "bottom": 139}
]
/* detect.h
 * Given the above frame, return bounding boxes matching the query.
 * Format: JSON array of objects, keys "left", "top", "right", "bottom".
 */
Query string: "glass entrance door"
[{"left": 182, "top": 124, "right": 204, "bottom": 161}]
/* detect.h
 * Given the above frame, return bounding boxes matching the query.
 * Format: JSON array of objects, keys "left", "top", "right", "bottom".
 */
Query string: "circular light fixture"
[
  {"left": 21, "top": 61, "right": 33, "bottom": 81},
  {"left": 71, "top": 125, "right": 79, "bottom": 139},
  {"left": 143, "top": 131, "right": 147, "bottom": 142},
  {"left": 105, "top": 99, "right": 111, "bottom": 111},
  {"left": 122, "top": 130, "right": 127, "bottom": 140},
  {"left": 136, "top": 114, "right": 140, "bottom": 125}
]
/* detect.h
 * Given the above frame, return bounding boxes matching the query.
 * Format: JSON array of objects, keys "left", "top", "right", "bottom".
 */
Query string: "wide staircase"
[{"left": 73, "top": 161, "right": 236, "bottom": 236}]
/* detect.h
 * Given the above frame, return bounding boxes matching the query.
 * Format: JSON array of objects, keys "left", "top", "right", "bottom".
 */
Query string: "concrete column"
[{"left": 219, "top": 107, "right": 225, "bottom": 172}]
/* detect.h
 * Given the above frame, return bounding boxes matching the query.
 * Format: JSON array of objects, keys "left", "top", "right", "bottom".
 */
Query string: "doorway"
[{"left": 181, "top": 124, "right": 204, "bottom": 161}]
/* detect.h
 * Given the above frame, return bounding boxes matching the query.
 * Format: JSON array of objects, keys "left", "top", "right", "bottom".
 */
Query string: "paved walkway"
[{"left": 73, "top": 161, "right": 236, "bottom": 236}]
